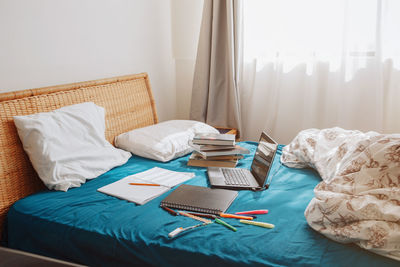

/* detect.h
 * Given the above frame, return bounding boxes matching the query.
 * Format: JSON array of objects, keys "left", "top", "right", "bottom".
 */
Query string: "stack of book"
[{"left": 187, "top": 133, "right": 249, "bottom": 168}]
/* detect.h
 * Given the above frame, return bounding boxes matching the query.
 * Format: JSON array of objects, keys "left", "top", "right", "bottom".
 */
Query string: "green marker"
[{"left": 215, "top": 218, "right": 237, "bottom": 232}]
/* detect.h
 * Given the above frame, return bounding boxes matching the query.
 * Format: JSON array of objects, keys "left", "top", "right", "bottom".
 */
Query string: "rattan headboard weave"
[{"left": 0, "top": 73, "right": 158, "bottom": 239}]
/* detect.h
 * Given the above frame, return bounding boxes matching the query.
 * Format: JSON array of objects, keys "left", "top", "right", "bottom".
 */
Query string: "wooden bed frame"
[{"left": 0, "top": 73, "right": 158, "bottom": 240}]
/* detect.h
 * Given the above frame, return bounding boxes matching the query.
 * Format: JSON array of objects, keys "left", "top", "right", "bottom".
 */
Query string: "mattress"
[{"left": 6, "top": 142, "right": 398, "bottom": 266}]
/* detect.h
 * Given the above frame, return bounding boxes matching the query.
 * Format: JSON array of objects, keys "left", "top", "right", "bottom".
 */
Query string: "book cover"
[
  {"left": 193, "top": 133, "right": 235, "bottom": 141},
  {"left": 191, "top": 139, "right": 235, "bottom": 146},
  {"left": 198, "top": 154, "right": 244, "bottom": 161},
  {"left": 197, "top": 145, "right": 250, "bottom": 157},
  {"left": 160, "top": 184, "right": 238, "bottom": 215},
  {"left": 187, "top": 153, "right": 238, "bottom": 168},
  {"left": 188, "top": 140, "right": 235, "bottom": 151},
  {"left": 192, "top": 133, "right": 235, "bottom": 146}
]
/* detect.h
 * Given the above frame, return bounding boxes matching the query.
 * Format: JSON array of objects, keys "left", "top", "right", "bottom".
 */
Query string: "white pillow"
[
  {"left": 115, "top": 120, "right": 219, "bottom": 162},
  {"left": 14, "top": 102, "right": 131, "bottom": 191}
]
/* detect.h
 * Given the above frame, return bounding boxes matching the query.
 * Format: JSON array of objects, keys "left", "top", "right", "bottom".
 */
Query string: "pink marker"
[{"left": 235, "top": 210, "right": 269, "bottom": 215}]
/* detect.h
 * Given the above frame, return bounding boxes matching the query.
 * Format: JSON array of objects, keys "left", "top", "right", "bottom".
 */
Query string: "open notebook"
[{"left": 97, "top": 167, "right": 195, "bottom": 205}]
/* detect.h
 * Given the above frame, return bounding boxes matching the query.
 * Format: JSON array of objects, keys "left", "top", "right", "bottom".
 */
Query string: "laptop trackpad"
[{"left": 207, "top": 167, "right": 225, "bottom": 185}]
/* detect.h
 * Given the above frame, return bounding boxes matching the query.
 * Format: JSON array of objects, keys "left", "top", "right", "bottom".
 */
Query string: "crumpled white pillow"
[
  {"left": 115, "top": 120, "right": 219, "bottom": 162},
  {"left": 14, "top": 102, "right": 131, "bottom": 191}
]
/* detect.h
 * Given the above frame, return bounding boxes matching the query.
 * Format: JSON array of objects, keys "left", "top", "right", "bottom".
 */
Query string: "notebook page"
[
  {"left": 97, "top": 176, "right": 169, "bottom": 205},
  {"left": 130, "top": 167, "right": 195, "bottom": 187}
]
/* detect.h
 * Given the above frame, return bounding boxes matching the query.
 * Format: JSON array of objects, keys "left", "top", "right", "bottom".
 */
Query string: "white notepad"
[{"left": 97, "top": 167, "right": 195, "bottom": 205}]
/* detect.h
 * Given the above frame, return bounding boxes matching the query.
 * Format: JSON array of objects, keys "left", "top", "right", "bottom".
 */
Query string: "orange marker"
[
  {"left": 219, "top": 213, "right": 253, "bottom": 220},
  {"left": 129, "top": 183, "right": 160, "bottom": 186}
]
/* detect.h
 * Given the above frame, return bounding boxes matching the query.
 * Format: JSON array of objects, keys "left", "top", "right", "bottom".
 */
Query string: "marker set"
[{"left": 162, "top": 208, "right": 273, "bottom": 238}]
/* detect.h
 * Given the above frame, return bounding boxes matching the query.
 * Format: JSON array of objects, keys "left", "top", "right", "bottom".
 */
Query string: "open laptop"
[{"left": 207, "top": 132, "right": 278, "bottom": 190}]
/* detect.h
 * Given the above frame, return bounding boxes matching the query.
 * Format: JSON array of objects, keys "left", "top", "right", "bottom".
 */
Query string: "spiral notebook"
[{"left": 160, "top": 184, "right": 238, "bottom": 215}]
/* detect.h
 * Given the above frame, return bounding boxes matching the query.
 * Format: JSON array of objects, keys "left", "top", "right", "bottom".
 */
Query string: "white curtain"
[{"left": 240, "top": 0, "right": 400, "bottom": 144}]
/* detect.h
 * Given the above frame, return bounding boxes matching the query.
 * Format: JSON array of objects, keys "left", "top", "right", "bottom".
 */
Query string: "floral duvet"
[{"left": 281, "top": 127, "right": 400, "bottom": 261}]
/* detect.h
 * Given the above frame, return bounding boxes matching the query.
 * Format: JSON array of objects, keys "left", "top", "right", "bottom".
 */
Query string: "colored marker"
[
  {"left": 219, "top": 213, "right": 253, "bottom": 220},
  {"left": 215, "top": 218, "right": 237, "bottom": 232},
  {"left": 235, "top": 210, "right": 269, "bottom": 215},
  {"left": 239, "top": 220, "right": 274, "bottom": 229}
]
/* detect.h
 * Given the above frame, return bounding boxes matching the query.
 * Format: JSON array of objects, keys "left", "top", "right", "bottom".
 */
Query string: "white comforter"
[{"left": 281, "top": 127, "right": 400, "bottom": 261}]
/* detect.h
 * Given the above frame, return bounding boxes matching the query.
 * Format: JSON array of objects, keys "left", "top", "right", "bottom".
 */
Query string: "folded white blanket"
[{"left": 281, "top": 127, "right": 400, "bottom": 261}]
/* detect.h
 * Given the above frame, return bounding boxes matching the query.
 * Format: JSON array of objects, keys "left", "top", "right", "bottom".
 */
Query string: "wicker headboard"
[{"left": 0, "top": 73, "right": 158, "bottom": 239}]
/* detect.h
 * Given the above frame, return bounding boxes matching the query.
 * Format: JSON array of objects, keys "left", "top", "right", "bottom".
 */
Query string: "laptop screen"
[{"left": 250, "top": 132, "right": 278, "bottom": 187}]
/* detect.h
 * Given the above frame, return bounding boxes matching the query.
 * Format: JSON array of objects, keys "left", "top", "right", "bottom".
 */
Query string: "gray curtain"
[{"left": 190, "top": 0, "right": 242, "bottom": 135}]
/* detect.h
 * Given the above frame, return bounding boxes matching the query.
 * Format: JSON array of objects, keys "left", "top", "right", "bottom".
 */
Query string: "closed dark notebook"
[{"left": 160, "top": 184, "right": 238, "bottom": 215}]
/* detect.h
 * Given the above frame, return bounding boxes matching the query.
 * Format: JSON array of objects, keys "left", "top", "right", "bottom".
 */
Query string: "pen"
[
  {"left": 219, "top": 213, "right": 253, "bottom": 220},
  {"left": 239, "top": 220, "right": 275, "bottom": 229},
  {"left": 161, "top": 206, "right": 178, "bottom": 216},
  {"left": 168, "top": 222, "right": 210, "bottom": 238},
  {"left": 215, "top": 218, "right": 237, "bottom": 232},
  {"left": 235, "top": 210, "right": 269, "bottom": 215},
  {"left": 129, "top": 182, "right": 160, "bottom": 186}
]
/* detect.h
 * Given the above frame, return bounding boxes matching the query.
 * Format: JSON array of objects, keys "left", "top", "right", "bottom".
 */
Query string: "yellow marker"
[{"left": 239, "top": 220, "right": 275, "bottom": 229}]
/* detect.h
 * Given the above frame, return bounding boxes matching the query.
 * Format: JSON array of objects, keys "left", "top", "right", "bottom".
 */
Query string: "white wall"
[
  {"left": 170, "top": 0, "right": 204, "bottom": 119},
  {"left": 0, "top": 0, "right": 176, "bottom": 121}
]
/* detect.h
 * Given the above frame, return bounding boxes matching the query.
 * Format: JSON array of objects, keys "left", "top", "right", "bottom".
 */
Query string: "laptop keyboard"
[{"left": 222, "top": 168, "right": 250, "bottom": 186}]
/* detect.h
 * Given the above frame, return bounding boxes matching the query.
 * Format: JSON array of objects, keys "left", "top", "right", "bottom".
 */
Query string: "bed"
[{"left": 0, "top": 73, "right": 398, "bottom": 266}]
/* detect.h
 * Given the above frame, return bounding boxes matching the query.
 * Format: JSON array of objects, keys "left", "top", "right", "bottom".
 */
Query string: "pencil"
[
  {"left": 179, "top": 211, "right": 213, "bottom": 224},
  {"left": 187, "top": 212, "right": 217, "bottom": 219},
  {"left": 161, "top": 206, "right": 178, "bottom": 216},
  {"left": 129, "top": 183, "right": 160, "bottom": 186}
]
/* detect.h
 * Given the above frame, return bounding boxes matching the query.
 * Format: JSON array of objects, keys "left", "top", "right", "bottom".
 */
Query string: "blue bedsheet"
[{"left": 7, "top": 142, "right": 398, "bottom": 266}]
